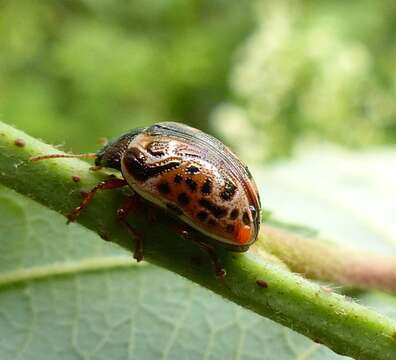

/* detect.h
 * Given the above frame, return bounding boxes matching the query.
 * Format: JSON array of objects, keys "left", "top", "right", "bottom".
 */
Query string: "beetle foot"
[
  {"left": 118, "top": 216, "right": 144, "bottom": 262},
  {"left": 133, "top": 240, "right": 144, "bottom": 262},
  {"left": 178, "top": 228, "right": 226, "bottom": 278},
  {"left": 117, "top": 195, "right": 145, "bottom": 262}
]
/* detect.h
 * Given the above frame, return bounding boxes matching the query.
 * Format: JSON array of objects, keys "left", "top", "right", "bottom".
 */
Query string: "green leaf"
[
  {"left": 0, "top": 187, "right": 347, "bottom": 360},
  {"left": 256, "top": 145, "right": 396, "bottom": 255}
]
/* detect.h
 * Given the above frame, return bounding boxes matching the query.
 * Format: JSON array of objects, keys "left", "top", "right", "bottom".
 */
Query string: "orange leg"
[
  {"left": 67, "top": 177, "right": 144, "bottom": 261},
  {"left": 177, "top": 228, "right": 226, "bottom": 278},
  {"left": 67, "top": 178, "right": 128, "bottom": 223},
  {"left": 117, "top": 195, "right": 144, "bottom": 262}
]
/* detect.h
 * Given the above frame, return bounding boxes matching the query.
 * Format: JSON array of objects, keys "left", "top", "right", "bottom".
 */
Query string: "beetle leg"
[
  {"left": 177, "top": 228, "right": 226, "bottom": 278},
  {"left": 67, "top": 178, "right": 128, "bottom": 223},
  {"left": 117, "top": 195, "right": 144, "bottom": 262}
]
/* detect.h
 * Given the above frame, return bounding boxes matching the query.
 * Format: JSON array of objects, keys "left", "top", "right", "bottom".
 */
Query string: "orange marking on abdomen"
[{"left": 235, "top": 225, "right": 251, "bottom": 245}]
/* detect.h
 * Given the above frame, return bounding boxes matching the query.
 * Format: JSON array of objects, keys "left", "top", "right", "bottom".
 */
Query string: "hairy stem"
[
  {"left": 261, "top": 226, "right": 396, "bottom": 293},
  {"left": 1, "top": 121, "right": 396, "bottom": 360}
]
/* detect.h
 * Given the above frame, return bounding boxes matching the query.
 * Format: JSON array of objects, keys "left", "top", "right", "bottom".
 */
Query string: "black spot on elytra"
[
  {"left": 226, "top": 224, "right": 235, "bottom": 233},
  {"left": 198, "top": 199, "right": 227, "bottom": 218},
  {"left": 14, "top": 138, "right": 25, "bottom": 147},
  {"left": 256, "top": 279, "right": 268, "bottom": 288},
  {"left": 242, "top": 211, "right": 251, "bottom": 225},
  {"left": 178, "top": 192, "right": 190, "bottom": 206},
  {"left": 230, "top": 208, "right": 239, "bottom": 220},
  {"left": 220, "top": 180, "right": 237, "bottom": 201},
  {"left": 157, "top": 182, "right": 170, "bottom": 194},
  {"left": 197, "top": 211, "right": 208, "bottom": 222},
  {"left": 174, "top": 174, "right": 183, "bottom": 184},
  {"left": 187, "top": 165, "right": 200, "bottom": 174},
  {"left": 185, "top": 178, "right": 197, "bottom": 192},
  {"left": 124, "top": 147, "right": 181, "bottom": 181},
  {"left": 201, "top": 179, "right": 212, "bottom": 195},
  {"left": 166, "top": 203, "right": 182, "bottom": 215}
]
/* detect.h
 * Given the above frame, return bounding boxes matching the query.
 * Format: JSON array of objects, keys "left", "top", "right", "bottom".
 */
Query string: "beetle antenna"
[{"left": 30, "top": 153, "right": 97, "bottom": 162}]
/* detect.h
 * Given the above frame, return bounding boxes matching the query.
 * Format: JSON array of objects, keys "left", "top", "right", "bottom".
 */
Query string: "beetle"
[{"left": 31, "top": 122, "right": 261, "bottom": 276}]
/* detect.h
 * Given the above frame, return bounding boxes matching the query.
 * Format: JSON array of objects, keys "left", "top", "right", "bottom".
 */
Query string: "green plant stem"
[
  {"left": 1, "top": 121, "right": 396, "bottom": 360},
  {"left": 260, "top": 226, "right": 396, "bottom": 293}
]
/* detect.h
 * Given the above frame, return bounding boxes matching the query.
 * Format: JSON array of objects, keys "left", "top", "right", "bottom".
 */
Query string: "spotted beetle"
[{"left": 31, "top": 122, "right": 261, "bottom": 276}]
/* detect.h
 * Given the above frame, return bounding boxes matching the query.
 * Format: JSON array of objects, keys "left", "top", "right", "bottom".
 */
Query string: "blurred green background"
[
  {"left": 1, "top": 2, "right": 396, "bottom": 359},
  {"left": 1, "top": 0, "right": 395, "bottom": 159}
]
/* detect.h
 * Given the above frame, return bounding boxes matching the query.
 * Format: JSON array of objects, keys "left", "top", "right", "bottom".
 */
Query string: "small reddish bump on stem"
[
  {"left": 72, "top": 175, "right": 81, "bottom": 183},
  {"left": 256, "top": 279, "right": 268, "bottom": 288},
  {"left": 14, "top": 138, "right": 26, "bottom": 147}
]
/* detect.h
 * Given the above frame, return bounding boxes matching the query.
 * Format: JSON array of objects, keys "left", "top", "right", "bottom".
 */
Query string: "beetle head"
[{"left": 95, "top": 129, "right": 144, "bottom": 170}]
